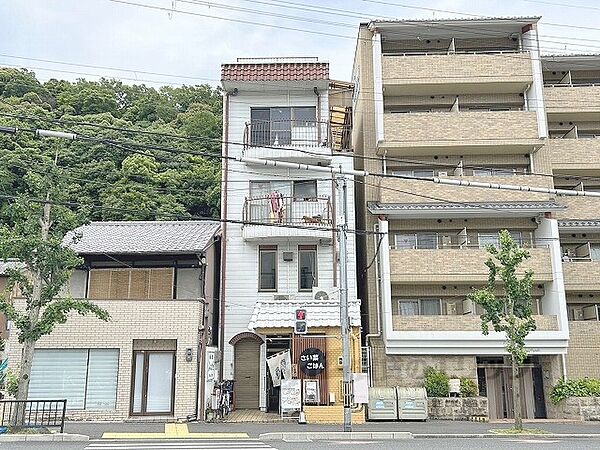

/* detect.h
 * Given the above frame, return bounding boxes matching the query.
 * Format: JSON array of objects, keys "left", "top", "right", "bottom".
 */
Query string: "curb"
[
  {"left": 0, "top": 433, "right": 90, "bottom": 442},
  {"left": 260, "top": 431, "right": 413, "bottom": 441},
  {"left": 415, "top": 433, "right": 600, "bottom": 439}
]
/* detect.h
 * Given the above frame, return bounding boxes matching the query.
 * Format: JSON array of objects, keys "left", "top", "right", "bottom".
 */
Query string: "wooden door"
[{"left": 234, "top": 339, "right": 261, "bottom": 409}]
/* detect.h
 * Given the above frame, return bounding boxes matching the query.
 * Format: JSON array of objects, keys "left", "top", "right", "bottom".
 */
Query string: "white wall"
[{"left": 221, "top": 87, "right": 359, "bottom": 400}]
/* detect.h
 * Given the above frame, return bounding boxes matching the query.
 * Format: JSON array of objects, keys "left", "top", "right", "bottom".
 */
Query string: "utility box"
[
  {"left": 396, "top": 387, "right": 428, "bottom": 421},
  {"left": 367, "top": 387, "right": 398, "bottom": 421}
]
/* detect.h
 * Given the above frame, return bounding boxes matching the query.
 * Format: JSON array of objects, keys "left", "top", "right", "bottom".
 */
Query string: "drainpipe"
[
  {"left": 365, "top": 222, "right": 383, "bottom": 345},
  {"left": 218, "top": 92, "right": 230, "bottom": 381},
  {"left": 314, "top": 86, "right": 322, "bottom": 144},
  {"left": 196, "top": 250, "right": 210, "bottom": 421}
]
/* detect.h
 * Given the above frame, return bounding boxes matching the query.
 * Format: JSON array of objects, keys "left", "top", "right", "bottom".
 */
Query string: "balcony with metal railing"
[
  {"left": 241, "top": 194, "right": 334, "bottom": 241},
  {"left": 242, "top": 120, "right": 351, "bottom": 163}
]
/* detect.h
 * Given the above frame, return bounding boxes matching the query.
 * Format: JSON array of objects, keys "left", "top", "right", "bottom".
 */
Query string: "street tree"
[
  {"left": 468, "top": 230, "right": 536, "bottom": 431},
  {"left": 0, "top": 149, "right": 109, "bottom": 422}
]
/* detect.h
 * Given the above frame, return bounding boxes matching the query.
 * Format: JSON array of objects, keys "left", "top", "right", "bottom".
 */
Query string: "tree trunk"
[
  {"left": 12, "top": 339, "right": 36, "bottom": 426},
  {"left": 512, "top": 354, "right": 523, "bottom": 431}
]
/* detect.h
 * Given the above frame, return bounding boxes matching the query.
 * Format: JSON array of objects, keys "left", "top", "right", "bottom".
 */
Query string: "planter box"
[{"left": 427, "top": 397, "right": 488, "bottom": 420}]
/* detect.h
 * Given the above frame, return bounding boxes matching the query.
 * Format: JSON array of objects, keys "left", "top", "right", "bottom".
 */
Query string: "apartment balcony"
[
  {"left": 544, "top": 85, "right": 600, "bottom": 120},
  {"left": 241, "top": 195, "right": 334, "bottom": 241},
  {"left": 553, "top": 196, "right": 599, "bottom": 220},
  {"left": 380, "top": 174, "right": 554, "bottom": 204},
  {"left": 546, "top": 138, "right": 600, "bottom": 173},
  {"left": 563, "top": 260, "right": 600, "bottom": 291},
  {"left": 242, "top": 120, "right": 351, "bottom": 164},
  {"left": 379, "top": 111, "right": 542, "bottom": 156},
  {"left": 392, "top": 315, "right": 559, "bottom": 332},
  {"left": 389, "top": 247, "right": 553, "bottom": 283},
  {"left": 382, "top": 52, "right": 532, "bottom": 95}
]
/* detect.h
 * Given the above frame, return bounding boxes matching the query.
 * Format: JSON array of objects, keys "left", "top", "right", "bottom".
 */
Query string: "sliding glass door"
[{"left": 131, "top": 351, "right": 175, "bottom": 415}]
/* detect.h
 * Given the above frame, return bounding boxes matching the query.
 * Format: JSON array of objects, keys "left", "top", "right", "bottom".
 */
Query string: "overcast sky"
[{"left": 2, "top": 0, "right": 600, "bottom": 88}]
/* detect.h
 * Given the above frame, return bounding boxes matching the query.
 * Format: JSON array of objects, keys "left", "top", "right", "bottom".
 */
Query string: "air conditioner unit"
[
  {"left": 573, "top": 309, "right": 584, "bottom": 321},
  {"left": 312, "top": 287, "right": 339, "bottom": 301},
  {"left": 462, "top": 298, "right": 474, "bottom": 315},
  {"left": 438, "top": 171, "right": 448, "bottom": 177},
  {"left": 446, "top": 301, "right": 458, "bottom": 316}
]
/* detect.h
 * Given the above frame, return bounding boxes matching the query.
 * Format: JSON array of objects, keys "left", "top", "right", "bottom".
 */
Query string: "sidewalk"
[{"left": 64, "top": 419, "right": 600, "bottom": 440}]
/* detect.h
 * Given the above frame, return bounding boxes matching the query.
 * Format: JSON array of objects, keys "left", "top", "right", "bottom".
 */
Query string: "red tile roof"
[{"left": 221, "top": 62, "right": 329, "bottom": 82}]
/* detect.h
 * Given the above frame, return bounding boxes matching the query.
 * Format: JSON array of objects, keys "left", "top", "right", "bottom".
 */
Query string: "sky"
[{"left": 2, "top": 0, "right": 600, "bottom": 89}]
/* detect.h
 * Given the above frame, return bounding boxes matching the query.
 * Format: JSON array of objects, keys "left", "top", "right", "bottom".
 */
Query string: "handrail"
[
  {"left": 243, "top": 195, "right": 332, "bottom": 227},
  {"left": 383, "top": 49, "right": 527, "bottom": 57},
  {"left": 545, "top": 82, "right": 600, "bottom": 88}
]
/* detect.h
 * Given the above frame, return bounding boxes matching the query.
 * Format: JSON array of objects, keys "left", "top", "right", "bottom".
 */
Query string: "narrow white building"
[{"left": 219, "top": 58, "right": 361, "bottom": 417}]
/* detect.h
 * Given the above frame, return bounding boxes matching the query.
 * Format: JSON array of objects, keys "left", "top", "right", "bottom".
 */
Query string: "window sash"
[
  {"left": 259, "top": 247, "right": 277, "bottom": 291},
  {"left": 293, "top": 180, "right": 317, "bottom": 199},
  {"left": 88, "top": 268, "right": 174, "bottom": 300},
  {"left": 298, "top": 247, "right": 317, "bottom": 291}
]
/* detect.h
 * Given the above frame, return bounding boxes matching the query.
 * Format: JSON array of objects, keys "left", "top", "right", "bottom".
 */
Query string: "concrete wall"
[
  {"left": 553, "top": 397, "right": 600, "bottom": 421},
  {"left": 428, "top": 397, "right": 489, "bottom": 420},
  {"left": 567, "top": 321, "right": 600, "bottom": 379},
  {"left": 385, "top": 355, "right": 477, "bottom": 388}
]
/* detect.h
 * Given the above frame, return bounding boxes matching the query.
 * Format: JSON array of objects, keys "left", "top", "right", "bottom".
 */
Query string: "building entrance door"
[
  {"left": 131, "top": 351, "right": 175, "bottom": 416},
  {"left": 234, "top": 338, "right": 261, "bottom": 409},
  {"left": 265, "top": 335, "right": 291, "bottom": 413}
]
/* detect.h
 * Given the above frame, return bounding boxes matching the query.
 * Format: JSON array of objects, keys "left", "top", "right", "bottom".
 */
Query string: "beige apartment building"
[
  {"left": 352, "top": 17, "right": 586, "bottom": 420},
  {"left": 542, "top": 54, "right": 600, "bottom": 380}
]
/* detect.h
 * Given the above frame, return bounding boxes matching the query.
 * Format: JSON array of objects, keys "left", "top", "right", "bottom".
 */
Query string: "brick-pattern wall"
[
  {"left": 544, "top": 85, "right": 600, "bottom": 114},
  {"left": 383, "top": 111, "right": 540, "bottom": 143},
  {"left": 386, "top": 93, "right": 524, "bottom": 108},
  {"left": 391, "top": 284, "right": 546, "bottom": 298},
  {"left": 428, "top": 397, "right": 489, "bottom": 420},
  {"left": 380, "top": 175, "right": 553, "bottom": 203},
  {"left": 389, "top": 248, "right": 554, "bottom": 283},
  {"left": 563, "top": 262, "right": 600, "bottom": 291},
  {"left": 566, "top": 322, "right": 600, "bottom": 379},
  {"left": 555, "top": 197, "right": 600, "bottom": 220},
  {"left": 304, "top": 405, "right": 365, "bottom": 424},
  {"left": 385, "top": 355, "right": 477, "bottom": 388},
  {"left": 391, "top": 315, "right": 558, "bottom": 332},
  {"left": 546, "top": 139, "right": 600, "bottom": 171},
  {"left": 7, "top": 299, "right": 202, "bottom": 421},
  {"left": 382, "top": 53, "right": 532, "bottom": 85}
]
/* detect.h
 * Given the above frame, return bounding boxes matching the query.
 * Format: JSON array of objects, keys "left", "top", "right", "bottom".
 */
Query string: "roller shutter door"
[{"left": 234, "top": 339, "right": 261, "bottom": 409}]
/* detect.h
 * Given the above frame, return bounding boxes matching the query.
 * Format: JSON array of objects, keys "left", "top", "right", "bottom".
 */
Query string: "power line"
[{"left": 5, "top": 108, "right": 600, "bottom": 185}]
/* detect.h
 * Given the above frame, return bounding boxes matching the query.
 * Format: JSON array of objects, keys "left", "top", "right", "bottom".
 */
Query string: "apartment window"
[
  {"left": 391, "top": 169, "right": 434, "bottom": 178},
  {"left": 397, "top": 299, "right": 442, "bottom": 316},
  {"left": 298, "top": 245, "right": 317, "bottom": 291},
  {"left": 259, "top": 245, "right": 277, "bottom": 291},
  {"left": 591, "top": 245, "right": 600, "bottom": 262},
  {"left": 250, "top": 107, "right": 316, "bottom": 146},
  {"left": 293, "top": 107, "right": 317, "bottom": 126},
  {"left": 29, "top": 349, "right": 119, "bottom": 410},
  {"left": 394, "top": 233, "right": 437, "bottom": 249},
  {"left": 473, "top": 168, "right": 521, "bottom": 177},
  {"left": 478, "top": 231, "right": 523, "bottom": 249},
  {"left": 293, "top": 180, "right": 317, "bottom": 200},
  {"left": 88, "top": 268, "right": 174, "bottom": 300}
]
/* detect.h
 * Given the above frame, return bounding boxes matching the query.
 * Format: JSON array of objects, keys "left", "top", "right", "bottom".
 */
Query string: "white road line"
[{"left": 85, "top": 440, "right": 277, "bottom": 450}]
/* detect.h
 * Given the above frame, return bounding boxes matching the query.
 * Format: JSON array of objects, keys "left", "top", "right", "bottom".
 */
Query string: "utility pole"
[{"left": 337, "top": 176, "right": 352, "bottom": 432}]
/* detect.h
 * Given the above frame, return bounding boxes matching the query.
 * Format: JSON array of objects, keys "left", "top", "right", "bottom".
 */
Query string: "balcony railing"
[
  {"left": 243, "top": 120, "right": 351, "bottom": 151},
  {"left": 243, "top": 195, "right": 332, "bottom": 227},
  {"left": 392, "top": 232, "right": 542, "bottom": 250}
]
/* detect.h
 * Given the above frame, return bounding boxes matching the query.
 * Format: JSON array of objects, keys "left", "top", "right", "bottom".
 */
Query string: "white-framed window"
[
  {"left": 478, "top": 231, "right": 523, "bottom": 248},
  {"left": 394, "top": 233, "right": 438, "bottom": 249},
  {"left": 28, "top": 349, "right": 119, "bottom": 410}
]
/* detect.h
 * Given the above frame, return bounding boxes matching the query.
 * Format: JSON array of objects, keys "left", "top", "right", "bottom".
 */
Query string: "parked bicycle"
[{"left": 208, "top": 380, "right": 235, "bottom": 421}]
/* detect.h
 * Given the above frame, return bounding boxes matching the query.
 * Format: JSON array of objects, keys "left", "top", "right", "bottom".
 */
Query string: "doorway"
[
  {"left": 234, "top": 338, "right": 261, "bottom": 409},
  {"left": 265, "top": 335, "right": 291, "bottom": 413},
  {"left": 131, "top": 350, "right": 175, "bottom": 415}
]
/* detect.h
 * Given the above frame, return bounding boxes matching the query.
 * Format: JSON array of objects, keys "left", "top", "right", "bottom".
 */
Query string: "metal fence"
[
  {"left": 243, "top": 195, "right": 332, "bottom": 227},
  {"left": 244, "top": 120, "right": 351, "bottom": 151},
  {"left": 0, "top": 399, "right": 67, "bottom": 432}
]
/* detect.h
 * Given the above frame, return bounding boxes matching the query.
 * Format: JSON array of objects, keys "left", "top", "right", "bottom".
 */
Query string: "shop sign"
[
  {"left": 299, "top": 347, "right": 326, "bottom": 376},
  {"left": 280, "top": 379, "right": 302, "bottom": 411}
]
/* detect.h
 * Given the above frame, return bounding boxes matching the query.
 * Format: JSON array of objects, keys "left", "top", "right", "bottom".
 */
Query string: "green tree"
[
  {"left": 0, "top": 155, "right": 109, "bottom": 423},
  {"left": 468, "top": 230, "right": 536, "bottom": 431}
]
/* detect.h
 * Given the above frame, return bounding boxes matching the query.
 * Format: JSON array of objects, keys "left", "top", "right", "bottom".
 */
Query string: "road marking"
[
  {"left": 102, "top": 424, "right": 249, "bottom": 439},
  {"left": 86, "top": 439, "right": 276, "bottom": 449},
  {"left": 504, "top": 439, "right": 561, "bottom": 444}
]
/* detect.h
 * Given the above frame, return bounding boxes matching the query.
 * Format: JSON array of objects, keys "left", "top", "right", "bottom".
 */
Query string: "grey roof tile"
[{"left": 64, "top": 220, "right": 220, "bottom": 255}]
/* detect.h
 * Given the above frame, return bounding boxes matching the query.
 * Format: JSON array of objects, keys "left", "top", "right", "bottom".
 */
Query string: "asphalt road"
[{"left": 2, "top": 437, "right": 600, "bottom": 450}]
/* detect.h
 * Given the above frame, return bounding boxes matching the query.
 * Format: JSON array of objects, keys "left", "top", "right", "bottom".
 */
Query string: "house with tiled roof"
[{"left": 6, "top": 220, "right": 221, "bottom": 421}]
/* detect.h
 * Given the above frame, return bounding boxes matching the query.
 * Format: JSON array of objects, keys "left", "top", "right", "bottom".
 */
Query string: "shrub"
[
  {"left": 460, "top": 377, "right": 478, "bottom": 397},
  {"left": 424, "top": 367, "right": 449, "bottom": 397},
  {"left": 4, "top": 369, "right": 18, "bottom": 397},
  {"left": 550, "top": 377, "right": 600, "bottom": 404}
]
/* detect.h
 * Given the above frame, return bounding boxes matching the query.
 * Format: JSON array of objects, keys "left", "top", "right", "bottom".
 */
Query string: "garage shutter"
[
  {"left": 28, "top": 349, "right": 119, "bottom": 410},
  {"left": 234, "top": 339, "right": 261, "bottom": 409}
]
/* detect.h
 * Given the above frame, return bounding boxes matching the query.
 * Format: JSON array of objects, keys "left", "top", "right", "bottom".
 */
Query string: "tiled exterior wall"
[
  {"left": 7, "top": 299, "right": 202, "bottom": 420},
  {"left": 385, "top": 93, "right": 524, "bottom": 107},
  {"left": 566, "top": 322, "right": 600, "bottom": 379},
  {"left": 389, "top": 248, "right": 553, "bottom": 283},
  {"left": 380, "top": 175, "right": 553, "bottom": 203},
  {"left": 563, "top": 262, "right": 600, "bottom": 291},
  {"left": 383, "top": 111, "right": 539, "bottom": 143},
  {"left": 544, "top": 85, "right": 600, "bottom": 113},
  {"left": 546, "top": 139, "right": 600, "bottom": 171},
  {"left": 389, "top": 217, "right": 537, "bottom": 231},
  {"left": 554, "top": 197, "right": 600, "bottom": 220},
  {"left": 382, "top": 53, "right": 532, "bottom": 85},
  {"left": 391, "top": 315, "right": 559, "bottom": 332}
]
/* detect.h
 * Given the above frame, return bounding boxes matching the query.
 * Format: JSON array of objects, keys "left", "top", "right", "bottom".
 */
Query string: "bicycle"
[{"left": 208, "top": 380, "right": 235, "bottom": 421}]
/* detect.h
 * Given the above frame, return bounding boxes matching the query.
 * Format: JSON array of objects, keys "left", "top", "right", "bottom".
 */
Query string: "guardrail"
[
  {"left": 383, "top": 49, "right": 526, "bottom": 57},
  {"left": 0, "top": 399, "right": 67, "bottom": 432}
]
